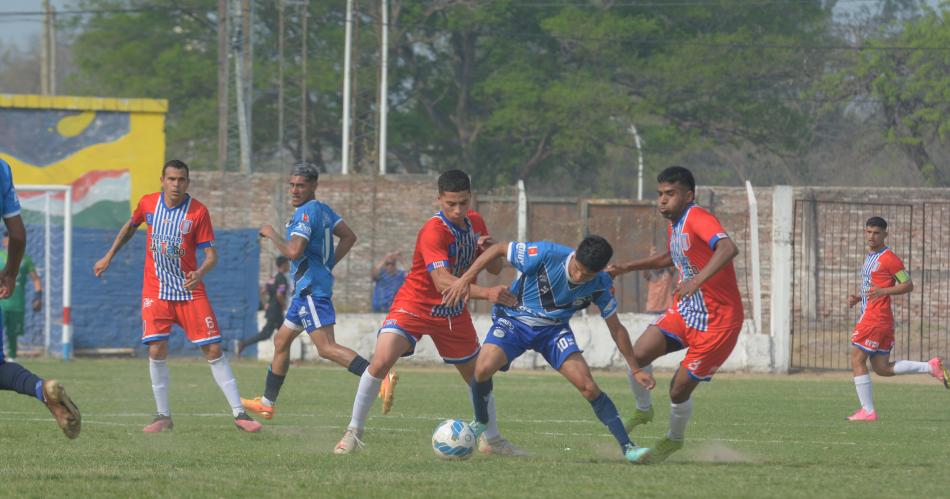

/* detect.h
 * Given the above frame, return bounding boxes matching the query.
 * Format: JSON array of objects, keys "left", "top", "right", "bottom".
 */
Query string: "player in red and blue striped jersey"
[
  {"left": 0, "top": 158, "right": 81, "bottom": 438},
  {"left": 334, "top": 170, "right": 523, "bottom": 456},
  {"left": 610, "top": 166, "right": 743, "bottom": 464},
  {"left": 845, "top": 217, "right": 948, "bottom": 422},
  {"left": 241, "top": 163, "right": 372, "bottom": 421},
  {"left": 94, "top": 160, "right": 261, "bottom": 433}
]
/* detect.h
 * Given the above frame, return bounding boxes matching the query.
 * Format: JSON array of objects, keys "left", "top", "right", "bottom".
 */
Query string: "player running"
[
  {"left": 334, "top": 170, "right": 523, "bottom": 456},
  {"left": 0, "top": 158, "right": 80, "bottom": 439},
  {"left": 442, "top": 236, "right": 648, "bottom": 460},
  {"left": 241, "top": 163, "right": 375, "bottom": 420},
  {"left": 845, "top": 216, "right": 948, "bottom": 422},
  {"left": 94, "top": 159, "right": 261, "bottom": 433},
  {"left": 609, "top": 166, "right": 742, "bottom": 464}
]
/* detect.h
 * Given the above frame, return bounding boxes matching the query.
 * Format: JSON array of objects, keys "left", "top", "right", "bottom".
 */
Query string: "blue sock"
[
  {"left": 0, "top": 361, "right": 43, "bottom": 400},
  {"left": 347, "top": 356, "right": 369, "bottom": 376},
  {"left": 590, "top": 391, "right": 632, "bottom": 452},
  {"left": 263, "top": 367, "right": 286, "bottom": 403},
  {"left": 470, "top": 378, "right": 493, "bottom": 424}
]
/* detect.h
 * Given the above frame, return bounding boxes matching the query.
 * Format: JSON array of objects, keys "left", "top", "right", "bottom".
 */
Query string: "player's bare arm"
[
  {"left": 867, "top": 279, "right": 914, "bottom": 300},
  {"left": 606, "top": 251, "right": 674, "bottom": 278},
  {"left": 431, "top": 263, "right": 516, "bottom": 308},
  {"left": 674, "top": 237, "right": 739, "bottom": 299},
  {"left": 605, "top": 313, "right": 655, "bottom": 389},
  {"left": 332, "top": 220, "right": 357, "bottom": 267},
  {"left": 260, "top": 224, "right": 307, "bottom": 260},
  {"left": 847, "top": 294, "right": 861, "bottom": 308},
  {"left": 441, "top": 242, "right": 510, "bottom": 306},
  {"left": 478, "top": 235, "right": 504, "bottom": 275},
  {"left": 0, "top": 214, "right": 26, "bottom": 299},
  {"left": 93, "top": 219, "right": 139, "bottom": 277},
  {"left": 184, "top": 246, "right": 218, "bottom": 290}
]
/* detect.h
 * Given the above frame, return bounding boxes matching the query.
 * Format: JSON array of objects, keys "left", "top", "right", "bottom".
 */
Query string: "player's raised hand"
[
  {"left": 184, "top": 270, "right": 204, "bottom": 290},
  {"left": 847, "top": 294, "right": 861, "bottom": 308},
  {"left": 93, "top": 257, "right": 110, "bottom": 278},
  {"left": 441, "top": 277, "right": 471, "bottom": 307},
  {"left": 605, "top": 263, "right": 623, "bottom": 278},
  {"left": 486, "top": 285, "right": 517, "bottom": 307},
  {"left": 0, "top": 267, "right": 15, "bottom": 299}
]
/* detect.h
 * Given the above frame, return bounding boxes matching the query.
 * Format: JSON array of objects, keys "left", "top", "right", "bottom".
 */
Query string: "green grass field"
[{"left": 2, "top": 359, "right": 949, "bottom": 498}]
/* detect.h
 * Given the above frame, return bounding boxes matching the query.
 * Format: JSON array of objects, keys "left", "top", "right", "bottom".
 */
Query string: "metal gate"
[
  {"left": 918, "top": 202, "right": 950, "bottom": 361},
  {"left": 791, "top": 200, "right": 914, "bottom": 370}
]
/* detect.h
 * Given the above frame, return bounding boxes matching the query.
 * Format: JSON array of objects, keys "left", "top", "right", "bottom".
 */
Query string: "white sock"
[
  {"left": 149, "top": 358, "right": 170, "bottom": 417},
  {"left": 893, "top": 360, "right": 930, "bottom": 375},
  {"left": 467, "top": 389, "right": 500, "bottom": 440},
  {"left": 853, "top": 374, "right": 875, "bottom": 413},
  {"left": 627, "top": 365, "right": 654, "bottom": 411},
  {"left": 209, "top": 356, "right": 243, "bottom": 417},
  {"left": 667, "top": 398, "right": 693, "bottom": 441},
  {"left": 348, "top": 371, "right": 382, "bottom": 430},
  {"left": 261, "top": 396, "right": 275, "bottom": 407}
]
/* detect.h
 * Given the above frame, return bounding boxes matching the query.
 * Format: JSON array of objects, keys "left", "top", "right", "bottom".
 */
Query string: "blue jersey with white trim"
[
  {"left": 494, "top": 241, "right": 617, "bottom": 325},
  {"left": 0, "top": 160, "right": 21, "bottom": 219},
  {"left": 285, "top": 199, "right": 342, "bottom": 299}
]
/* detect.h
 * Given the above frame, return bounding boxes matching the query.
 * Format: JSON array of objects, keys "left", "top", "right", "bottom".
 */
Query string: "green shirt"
[{"left": 0, "top": 250, "right": 35, "bottom": 312}]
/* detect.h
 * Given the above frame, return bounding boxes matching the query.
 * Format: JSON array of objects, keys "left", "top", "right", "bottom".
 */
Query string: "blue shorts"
[
  {"left": 284, "top": 295, "right": 336, "bottom": 333},
  {"left": 484, "top": 316, "right": 581, "bottom": 371}
]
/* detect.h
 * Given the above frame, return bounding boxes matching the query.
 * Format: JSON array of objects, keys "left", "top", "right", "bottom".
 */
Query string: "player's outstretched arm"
[
  {"left": 605, "top": 313, "right": 654, "bottom": 390},
  {"left": 94, "top": 219, "right": 138, "bottom": 278},
  {"left": 441, "top": 242, "right": 511, "bottom": 307},
  {"left": 673, "top": 237, "right": 739, "bottom": 299},
  {"left": 607, "top": 251, "right": 674, "bottom": 278},
  {"left": 332, "top": 221, "right": 357, "bottom": 268},
  {"left": 0, "top": 215, "right": 25, "bottom": 299}
]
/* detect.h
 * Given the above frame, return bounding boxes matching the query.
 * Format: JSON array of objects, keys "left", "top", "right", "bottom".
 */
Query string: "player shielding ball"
[
  {"left": 609, "top": 166, "right": 743, "bottom": 464},
  {"left": 334, "top": 170, "right": 524, "bottom": 456},
  {"left": 94, "top": 160, "right": 261, "bottom": 433},
  {"left": 442, "top": 236, "right": 648, "bottom": 461},
  {"left": 845, "top": 216, "right": 948, "bottom": 422},
  {"left": 0, "top": 158, "right": 80, "bottom": 439},
  {"left": 241, "top": 163, "right": 375, "bottom": 421}
]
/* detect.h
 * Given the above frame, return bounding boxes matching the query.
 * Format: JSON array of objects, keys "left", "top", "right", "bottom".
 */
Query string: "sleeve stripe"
[
  {"left": 2, "top": 209, "right": 21, "bottom": 219},
  {"left": 197, "top": 241, "right": 214, "bottom": 249},
  {"left": 426, "top": 260, "right": 449, "bottom": 271},
  {"left": 290, "top": 231, "right": 310, "bottom": 241}
]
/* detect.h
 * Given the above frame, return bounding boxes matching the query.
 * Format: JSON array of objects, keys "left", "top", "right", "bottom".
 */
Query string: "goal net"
[{"left": 13, "top": 185, "right": 73, "bottom": 359}]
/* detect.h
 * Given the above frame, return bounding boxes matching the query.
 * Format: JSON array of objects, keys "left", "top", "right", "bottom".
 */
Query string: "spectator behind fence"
[
  {"left": 644, "top": 245, "right": 675, "bottom": 314},
  {"left": 238, "top": 256, "right": 290, "bottom": 356},
  {"left": 371, "top": 251, "right": 407, "bottom": 313}
]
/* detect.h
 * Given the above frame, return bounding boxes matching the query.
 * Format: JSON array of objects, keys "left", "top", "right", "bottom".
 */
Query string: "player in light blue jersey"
[
  {"left": 442, "top": 235, "right": 647, "bottom": 460},
  {"left": 0, "top": 159, "right": 80, "bottom": 439},
  {"left": 242, "top": 163, "right": 372, "bottom": 420}
]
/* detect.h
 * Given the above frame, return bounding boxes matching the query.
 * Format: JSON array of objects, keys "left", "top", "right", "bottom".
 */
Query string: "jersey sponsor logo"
[
  {"left": 528, "top": 246, "right": 539, "bottom": 256},
  {"left": 430, "top": 261, "right": 447, "bottom": 269},
  {"left": 515, "top": 243, "right": 527, "bottom": 265},
  {"left": 149, "top": 234, "right": 185, "bottom": 258},
  {"left": 687, "top": 359, "right": 702, "bottom": 372},
  {"left": 383, "top": 319, "right": 398, "bottom": 327},
  {"left": 715, "top": 232, "right": 728, "bottom": 240},
  {"left": 143, "top": 297, "right": 154, "bottom": 308},
  {"left": 492, "top": 328, "right": 506, "bottom": 338},
  {"left": 298, "top": 305, "right": 309, "bottom": 316},
  {"left": 180, "top": 219, "right": 193, "bottom": 234}
]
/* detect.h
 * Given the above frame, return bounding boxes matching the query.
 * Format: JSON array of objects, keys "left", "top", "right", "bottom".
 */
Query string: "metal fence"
[{"left": 791, "top": 200, "right": 916, "bottom": 370}]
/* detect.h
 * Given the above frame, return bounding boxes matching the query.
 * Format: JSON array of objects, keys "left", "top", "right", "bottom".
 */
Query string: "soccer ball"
[{"left": 431, "top": 419, "right": 476, "bottom": 460}]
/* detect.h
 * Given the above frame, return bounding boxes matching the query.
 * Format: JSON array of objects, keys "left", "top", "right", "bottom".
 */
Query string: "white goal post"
[{"left": 17, "top": 184, "right": 73, "bottom": 360}]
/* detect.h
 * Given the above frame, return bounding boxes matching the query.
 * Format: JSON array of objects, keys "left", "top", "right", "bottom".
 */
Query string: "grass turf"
[{"left": 1, "top": 359, "right": 949, "bottom": 498}]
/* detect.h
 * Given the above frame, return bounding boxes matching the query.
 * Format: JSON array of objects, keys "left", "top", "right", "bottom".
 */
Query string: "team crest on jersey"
[
  {"left": 302, "top": 213, "right": 310, "bottom": 222},
  {"left": 145, "top": 213, "right": 154, "bottom": 225},
  {"left": 676, "top": 233, "right": 691, "bottom": 251},
  {"left": 871, "top": 261, "right": 880, "bottom": 272},
  {"left": 179, "top": 219, "right": 193, "bottom": 234}
]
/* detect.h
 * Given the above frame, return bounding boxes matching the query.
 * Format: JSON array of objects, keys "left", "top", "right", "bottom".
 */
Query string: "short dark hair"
[
  {"left": 438, "top": 170, "right": 471, "bottom": 194},
  {"left": 575, "top": 235, "right": 613, "bottom": 272},
  {"left": 162, "top": 159, "right": 189, "bottom": 178},
  {"left": 291, "top": 162, "right": 320, "bottom": 182},
  {"left": 657, "top": 166, "right": 695, "bottom": 193},
  {"left": 275, "top": 256, "right": 289, "bottom": 267},
  {"left": 866, "top": 216, "right": 888, "bottom": 230}
]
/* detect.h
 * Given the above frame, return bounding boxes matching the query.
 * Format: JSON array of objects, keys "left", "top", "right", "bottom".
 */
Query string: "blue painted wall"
[{"left": 24, "top": 226, "right": 260, "bottom": 356}]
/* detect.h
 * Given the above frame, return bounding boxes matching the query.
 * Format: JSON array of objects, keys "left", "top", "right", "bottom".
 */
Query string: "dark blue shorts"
[{"left": 484, "top": 316, "right": 581, "bottom": 371}]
